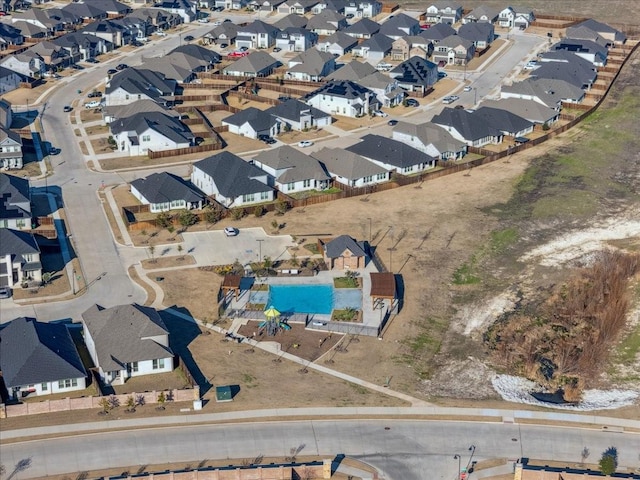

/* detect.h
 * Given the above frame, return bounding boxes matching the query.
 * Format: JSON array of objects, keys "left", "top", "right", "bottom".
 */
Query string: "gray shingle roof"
[
  {"left": 458, "top": 21, "right": 494, "bottom": 42},
  {"left": 378, "top": 13, "right": 419, "bottom": 36},
  {"left": 305, "top": 79, "right": 373, "bottom": 102},
  {"left": 473, "top": 106, "right": 533, "bottom": 135},
  {"left": 530, "top": 57, "right": 596, "bottom": 89},
  {"left": 343, "top": 18, "right": 380, "bottom": 36},
  {"left": 223, "top": 106, "right": 278, "bottom": 132},
  {"left": 479, "top": 99, "right": 559, "bottom": 125},
  {"left": 0, "top": 317, "right": 87, "bottom": 389},
  {"left": 432, "top": 107, "right": 502, "bottom": 142},
  {"left": 106, "top": 68, "right": 176, "bottom": 100},
  {"left": 288, "top": 49, "right": 334, "bottom": 76},
  {"left": 419, "top": 22, "right": 455, "bottom": 41},
  {"left": 131, "top": 172, "right": 204, "bottom": 205},
  {"left": 312, "top": 147, "right": 388, "bottom": 180},
  {"left": 324, "top": 234, "right": 366, "bottom": 258},
  {"left": 194, "top": 151, "right": 272, "bottom": 198},
  {"left": 318, "top": 31, "right": 358, "bottom": 50},
  {"left": 223, "top": 51, "right": 280, "bottom": 75},
  {"left": 501, "top": 77, "right": 585, "bottom": 107},
  {"left": 111, "top": 111, "right": 194, "bottom": 145},
  {"left": 252, "top": 145, "right": 330, "bottom": 184},
  {"left": 393, "top": 121, "right": 466, "bottom": 154},
  {"left": 267, "top": 98, "right": 330, "bottom": 123},
  {"left": 81, "top": 303, "right": 173, "bottom": 372},
  {"left": 326, "top": 60, "right": 376, "bottom": 81},
  {"left": 0, "top": 228, "right": 39, "bottom": 257},
  {"left": 553, "top": 38, "right": 608, "bottom": 61},
  {"left": 347, "top": 134, "right": 436, "bottom": 168},
  {"left": 169, "top": 44, "right": 221, "bottom": 66},
  {"left": 104, "top": 99, "right": 179, "bottom": 121},
  {"left": 357, "top": 32, "right": 394, "bottom": 53},
  {"left": 274, "top": 13, "right": 308, "bottom": 29}
]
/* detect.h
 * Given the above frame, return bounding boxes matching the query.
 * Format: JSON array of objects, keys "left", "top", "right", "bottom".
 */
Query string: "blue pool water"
[{"left": 250, "top": 284, "right": 362, "bottom": 314}]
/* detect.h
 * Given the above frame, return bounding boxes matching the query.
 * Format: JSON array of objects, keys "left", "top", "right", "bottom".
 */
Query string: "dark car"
[
  {"left": 220, "top": 43, "right": 228, "bottom": 48},
  {"left": 239, "top": 46, "right": 248, "bottom": 51},
  {"left": 0, "top": 287, "right": 11, "bottom": 299},
  {"left": 107, "top": 68, "right": 117, "bottom": 75},
  {"left": 273, "top": 47, "right": 281, "bottom": 52},
  {"left": 86, "top": 58, "right": 99, "bottom": 64},
  {"left": 71, "top": 64, "right": 84, "bottom": 70},
  {"left": 258, "top": 134, "right": 276, "bottom": 144},
  {"left": 63, "top": 105, "right": 73, "bottom": 112},
  {"left": 88, "top": 91, "right": 102, "bottom": 98},
  {"left": 116, "top": 63, "right": 128, "bottom": 70},
  {"left": 387, "top": 119, "right": 398, "bottom": 126},
  {"left": 184, "top": 35, "right": 194, "bottom": 42},
  {"left": 405, "top": 98, "right": 419, "bottom": 107},
  {"left": 131, "top": 40, "right": 144, "bottom": 47},
  {"left": 278, "top": 95, "right": 291, "bottom": 102},
  {"left": 49, "top": 147, "right": 61, "bottom": 155}
]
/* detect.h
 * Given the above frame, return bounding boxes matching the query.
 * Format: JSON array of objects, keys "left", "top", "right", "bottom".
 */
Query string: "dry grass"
[
  {"left": 141, "top": 255, "right": 197, "bottom": 269},
  {"left": 99, "top": 189, "right": 125, "bottom": 244},
  {"left": 128, "top": 265, "right": 156, "bottom": 306}
]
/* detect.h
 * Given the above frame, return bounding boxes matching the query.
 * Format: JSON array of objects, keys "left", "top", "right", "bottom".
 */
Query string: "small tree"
[
  {"left": 178, "top": 209, "right": 198, "bottom": 230},
  {"left": 262, "top": 255, "right": 273, "bottom": 273},
  {"left": 274, "top": 199, "right": 288, "bottom": 216},
  {"left": 599, "top": 448, "right": 618, "bottom": 476},
  {"left": 156, "top": 212, "right": 172, "bottom": 229},
  {"left": 125, "top": 395, "right": 135, "bottom": 412},
  {"left": 157, "top": 391, "right": 166, "bottom": 410},
  {"left": 203, "top": 205, "right": 222, "bottom": 225},
  {"left": 149, "top": 245, "right": 156, "bottom": 263},
  {"left": 253, "top": 205, "right": 265, "bottom": 217},
  {"left": 231, "top": 208, "right": 245, "bottom": 220},
  {"left": 290, "top": 254, "right": 299, "bottom": 267},
  {"left": 542, "top": 122, "right": 550, "bottom": 131},
  {"left": 167, "top": 225, "right": 175, "bottom": 240},
  {"left": 42, "top": 272, "right": 53, "bottom": 285},
  {"left": 98, "top": 397, "right": 111, "bottom": 414},
  {"left": 177, "top": 244, "right": 184, "bottom": 259},
  {"left": 271, "top": 219, "right": 279, "bottom": 233}
]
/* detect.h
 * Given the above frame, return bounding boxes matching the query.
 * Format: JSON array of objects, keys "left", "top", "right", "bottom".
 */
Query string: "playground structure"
[{"left": 259, "top": 306, "right": 291, "bottom": 336}]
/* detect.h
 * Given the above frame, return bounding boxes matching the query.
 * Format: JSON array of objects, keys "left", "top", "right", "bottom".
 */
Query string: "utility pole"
[{"left": 256, "top": 239, "right": 264, "bottom": 262}]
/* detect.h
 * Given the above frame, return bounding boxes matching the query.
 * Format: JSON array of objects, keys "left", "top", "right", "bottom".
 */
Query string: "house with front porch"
[
  {"left": 0, "top": 317, "right": 87, "bottom": 400},
  {"left": 307, "top": 9, "right": 348, "bottom": 36},
  {"left": 458, "top": 21, "right": 494, "bottom": 50},
  {"left": 131, "top": 172, "right": 205, "bottom": 212},
  {"left": 431, "top": 34, "right": 474, "bottom": 65},
  {"left": 0, "top": 228, "right": 42, "bottom": 288},
  {"left": 0, "top": 127, "right": 23, "bottom": 170},
  {"left": 267, "top": 98, "right": 332, "bottom": 131},
  {"left": 304, "top": 80, "right": 377, "bottom": 118},
  {"left": 82, "top": 303, "right": 174, "bottom": 386},
  {"left": 344, "top": 0, "right": 381, "bottom": 19},
  {"left": 431, "top": 107, "right": 504, "bottom": 147},
  {"left": 287, "top": 49, "right": 336, "bottom": 81},
  {"left": 351, "top": 33, "right": 393, "bottom": 62},
  {"left": 235, "top": 20, "right": 279, "bottom": 49},
  {"left": 462, "top": 5, "right": 498, "bottom": 24},
  {"left": 252, "top": 145, "right": 331, "bottom": 194},
  {"left": 346, "top": 134, "right": 437, "bottom": 174},
  {"left": 320, "top": 234, "right": 368, "bottom": 270},
  {"left": 392, "top": 121, "right": 467, "bottom": 160},
  {"left": 277, "top": 0, "right": 318, "bottom": 15},
  {"left": 425, "top": 1, "right": 463, "bottom": 24},
  {"left": 358, "top": 71, "right": 404, "bottom": 107},
  {"left": 191, "top": 152, "right": 274, "bottom": 207},
  {"left": 275, "top": 27, "right": 317, "bottom": 52},
  {"left": 312, "top": 147, "right": 390, "bottom": 187},
  {"left": 0, "top": 50, "right": 45, "bottom": 78}
]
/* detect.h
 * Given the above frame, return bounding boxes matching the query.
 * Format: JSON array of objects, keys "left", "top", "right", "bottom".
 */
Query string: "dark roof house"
[
  {"left": 346, "top": 134, "right": 438, "bottom": 173},
  {"left": 130, "top": 172, "right": 204, "bottom": 211}
]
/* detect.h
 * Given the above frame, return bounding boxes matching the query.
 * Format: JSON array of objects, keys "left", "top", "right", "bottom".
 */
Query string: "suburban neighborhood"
[{"left": 0, "top": 0, "right": 639, "bottom": 479}]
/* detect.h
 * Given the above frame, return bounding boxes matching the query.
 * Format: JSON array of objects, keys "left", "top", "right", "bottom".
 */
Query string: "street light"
[
  {"left": 473, "top": 87, "right": 477, "bottom": 106},
  {"left": 467, "top": 445, "right": 476, "bottom": 471},
  {"left": 256, "top": 239, "right": 264, "bottom": 262},
  {"left": 72, "top": 268, "right": 76, "bottom": 295},
  {"left": 367, "top": 217, "right": 372, "bottom": 243},
  {"left": 454, "top": 454, "right": 461, "bottom": 480}
]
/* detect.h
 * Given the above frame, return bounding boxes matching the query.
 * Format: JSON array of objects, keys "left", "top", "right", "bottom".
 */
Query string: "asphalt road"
[{"left": 2, "top": 419, "right": 639, "bottom": 480}]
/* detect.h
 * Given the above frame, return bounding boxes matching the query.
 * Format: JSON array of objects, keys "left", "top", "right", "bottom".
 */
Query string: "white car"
[
  {"left": 198, "top": 17, "right": 209, "bottom": 23},
  {"left": 155, "top": 30, "right": 167, "bottom": 36},
  {"left": 213, "top": 20, "right": 222, "bottom": 26},
  {"left": 298, "top": 140, "right": 314, "bottom": 147},
  {"left": 84, "top": 100, "right": 101, "bottom": 108},
  {"left": 224, "top": 227, "right": 238, "bottom": 237},
  {"left": 463, "top": 86, "right": 472, "bottom": 92},
  {"left": 373, "top": 110, "right": 388, "bottom": 117}
]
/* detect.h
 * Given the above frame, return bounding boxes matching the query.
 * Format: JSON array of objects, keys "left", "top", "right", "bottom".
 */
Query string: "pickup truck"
[{"left": 84, "top": 100, "right": 101, "bottom": 109}]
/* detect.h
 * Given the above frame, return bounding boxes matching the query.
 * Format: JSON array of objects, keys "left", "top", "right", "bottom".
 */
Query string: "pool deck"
[{"left": 226, "top": 261, "right": 391, "bottom": 336}]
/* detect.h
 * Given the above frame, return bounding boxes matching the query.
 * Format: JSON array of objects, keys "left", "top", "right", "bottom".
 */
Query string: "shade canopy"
[{"left": 264, "top": 306, "right": 280, "bottom": 318}]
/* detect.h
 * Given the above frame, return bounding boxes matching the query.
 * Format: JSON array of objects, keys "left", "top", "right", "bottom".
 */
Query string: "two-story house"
[
  {"left": 307, "top": 9, "right": 348, "bottom": 36},
  {"left": 286, "top": 48, "right": 336, "bottom": 81},
  {"left": 0, "top": 228, "right": 42, "bottom": 288},
  {"left": 110, "top": 111, "right": 195, "bottom": 155},
  {"left": 0, "top": 173, "right": 31, "bottom": 229},
  {"left": 458, "top": 21, "right": 494, "bottom": 50},
  {"left": 0, "top": 51, "right": 45, "bottom": 78},
  {"left": 388, "top": 56, "right": 438, "bottom": 94},
  {"left": 105, "top": 68, "right": 177, "bottom": 106},
  {"left": 344, "top": 0, "right": 381, "bottom": 19},
  {"left": 235, "top": 20, "right": 279, "bottom": 49},
  {"left": 358, "top": 71, "right": 404, "bottom": 107},
  {"left": 425, "top": 1, "right": 463, "bottom": 24},
  {"left": 0, "top": 128, "right": 23, "bottom": 170},
  {"left": 431, "top": 34, "right": 474, "bottom": 65},
  {"left": 304, "top": 80, "right": 377, "bottom": 118},
  {"left": 275, "top": 27, "right": 317, "bottom": 52}
]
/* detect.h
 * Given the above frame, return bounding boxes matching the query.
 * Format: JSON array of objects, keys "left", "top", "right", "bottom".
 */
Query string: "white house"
[
  {"left": 346, "top": 134, "right": 437, "bottom": 175},
  {"left": 105, "top": 68, "right": 177, "bottom": 107},
  {"left": 0, "top": 228, "right": 42, "bottom": 288},
  {"left": 286, "top": 49, "right": 336, "bottom": 81},
  {"left": 0, "top": 51, "right": 45, "bottom": 79},
  {"left": 82, "top": 303, "right": 174, "bottom": 386},
  {"left": 344, "top": 0, "right": 381, "bottom": 18},
  {"left": 304, "top": 80, "right": 377, "bottom": 118},
  {"left": 0, "top": 173, "right": 31, "bottom": 229},
  {"left": 222, "top": 107, "right": 279, "bottom": 139},
  {"left": 130, "top": 171, "right": 205, "bottom": 212},
  {"left": 110, "top": 111, "right": 194, "bottom": 155},
  {"left": 191, "top": 151, "right": 274, "bottom": 207},
  {"left": 267, "top": 98, "right": 332, "bottom": 131},
  {"left": 392, "top": 121, "right": 467, "bottom": 160},
  {"left": 0, "top": 127, "right": 23, "bottom": 170},
  {"left": 312, "top": 147, "right": 390, "bottom": 188}
]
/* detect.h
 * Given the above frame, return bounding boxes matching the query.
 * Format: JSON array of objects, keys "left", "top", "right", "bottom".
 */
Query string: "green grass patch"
[
  {"left": 241, "top": 373, "right": 255, "bottom": 385},
  {"left": 452, "top": 257, "right": 481, "bottom": 285},
  {"left": 347, "top": 382, "right": 369, "bottom": 394},
  {"left": 395, "top": 317, "right": 448, "bottom": 379},
  {"left": 489, "top": 227, "right": 518, "bottom": 254},
  {"left": 288, "top": 187, "right": 341, "bottom": 199},
  {"left": 304, "top": 242, "right": 319, "bottom": 254},
  {"left": 615, "top": 324, "right": 640, "bottom": 365},
  {"left": 334, "top": 277, "right": 359, "bottom": 288}
]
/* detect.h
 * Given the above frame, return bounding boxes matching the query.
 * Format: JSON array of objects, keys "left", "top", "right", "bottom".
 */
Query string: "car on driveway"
[
  {"left": 84, "top": 100, "right": 101, "bottom": 109},
  {"left": 86, "top": 57, "right": 99, "bottom": 63},
  {"left": 405, "top": 98, "right": 419, "bottom": 107},
  {"left": 0, "top": 287, "right": 11, "bottom": 299},
  {"left": 388, "top": 119, "right": 398, "bottom": 126},
  {"left": 116, "top": 63, "right": 128, "bottom": 70},
  {"left": 107, "top": 68, "right": 117, "bottom": 75},
  {"left": 228, "top": 51, "right": 249, "bottom": 58},
  {"left": 298, "top": 140, "right": 313, "bottom": 147},
  {"left": 224, "top": 227, "right": 238, "bottom": 236},
  {"left": 273, "top": 47, "right": 281, "bottom": 52},
  {"left": 373, "top": 110, "right": 388, "bottom": 117},
  {"left": 49, "top": 147, "right": 61, "bottom": 155},
  {"left": 88, "top": 91, "right": 102, "bottom": 98},
  {"left": 259, "top": 135, "right": 276, "bottom": 144}
]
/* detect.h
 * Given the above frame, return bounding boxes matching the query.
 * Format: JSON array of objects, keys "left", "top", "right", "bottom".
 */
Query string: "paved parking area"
[{"left": 181, "top": 227, "right": 293, "bottom": 266}]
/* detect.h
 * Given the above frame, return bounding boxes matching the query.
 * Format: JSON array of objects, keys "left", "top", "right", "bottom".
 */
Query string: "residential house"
[
  {"left": 0, "top": 228, "right": 42, "bottom": 287},
  {"left": 142, "top": 48, "right": 218, "bottom": 83},
  {"left": 110, "top": 111, "right": 195, "bottom": 155},
  {"left": 0, "top": 173, "right": 31, "bottom": 229},
  {"left": 0, "top": 67, "right": 23, "bottom": 96},
  {"left": 86, "top": 0, "right": 132, "bottom": 16},
  {"left": 472, "top": 106, "right": 534, "bottom": 138},
  {"left": 0, "top": 99, "right": 11, "bottom": 129},
  {"left": 12, "top": 21, "right": 50, "bottom": 40},
  {"left": 479, "top": 98, "right": 559, "bottom": 126},
  {"left": 222, "top": 51, "right": 280, "bottom": 77},
  {"left": 307, "top": 9, "right": 348, "bottom": 36},
  {"left": 0, "top": 317, "right": 87, "bottom": 400},
  {"left": 304, "top": 80, "right": 377, "bottom": 117},
  {"left": 168, "top": 43, "right": 221, "bottom": 70},
  {"left": 0, "top": 49, "right": 46, "bottom": 78},
  {"left": 127, "top": 7, "right": 183, "bottom": 32},
  {"left": 252, "top": 145, "right": 331, "bottom": 193},
  {"left": 351, "top": 33, "right": 393, "bottom": 62},
  {"left": 316, "top": 30, "right": 358, "bottom": 56},
  {"left": 312, "top": 147, "right": 389, "bottom": 187},
  {"left": 0, "top": 127, "right": 23, "bottom": 170},
  {"left": 320, "top": 234, "right": 367, "bottom": 270},
  {"left": 287, "top": 49, "right": 336, "bottom": 81},
  {"left": 343, "top": 17, "right": 380, "bottom": 39},
  {"left": 61, "top": 2, "right": 108, "bottom": 21},
  {"left": 425, "top": 1, "right": 463, "bottom": 24},
  {"left": 431, "top": 107, "right": 504, "bottom": 147},
  {"left": 43, "top": 8, "right": 83, "bottom": 30},
  {"left": 343, "top": 0, "right": 381, "bottom": 19},
  {"left": 530, "top": 57, "right": 597, "bottom": 90},
  {"left": 277, "top": 0, "right": 318, "bottom": 15},
  {"left": 0, "top": 23, "right": 24, "bottom": 47},
  {"left": 82, "top": 303, "right": 174, "bottom": 386},
  {"left": 500, "top": 77, "right": 585, "bottom": 108},
  {"left": 131, "top": 172, "right": 205, "bottom": 212},
  {"left": 358, "top": 71, "right": 404, "bottom": 107},
  {"left": 346, "top": 134, "right": 437, "bottom": 174},
  {"left": 431, "top": 34, "right": 474, "bottom": 65},
  {"left": 82, "top": 19, "right": 132, "bottom": 47},
  {"left": 11, "top": 8, "right": 65, "bottom": 33},
  {"left": 222, "top": 106, "right": 279, "bottom": 139},
  {"left": 419, "top": 22, "right": 455, "bottom": 43},
  {"left": 388, "top": 56, "right": 438, "bottom": 94},
  {"left": 154, "top": 0, "right": 197, "bottom": 23},
  {"left": 497, "top": 7, "right": 515, "bottom": 28},
  {"left": 462, "top": 5, "right": 498, "bottom": 24},
  {"left": 457, "top": 21, "right": 494, "bottom": 50},
  {"left": 392, "top": 121, "right": 467, "bottom": 160},
  {"left": 274, "top": 14, "right": 308, "bottom": 29},
  {"left": 255, "top": 0, "right": 287, "bottom": 11},
  {"left": 105, "top": 68, "right": 177, "bottom": 106},
  {"left": 275, "top": 27, "right": 317, "bottom": 52},
  {"left": 513, "top": 7, "right": 535, "bottom": 29},
  {"left": 116, "top": 16, "right": 152, "bottom": 43},
  {"left": 54, "top": 32, "right": 114, "bottom": 61},
  {"left": 235, "top": 20, "right": 279, "bottom": 49},
  {"left": 267, "top": 98, "right": 332, "bottom": 130},
  {"left": 391, "top": 36, "right": 432, "bottom": 61},
  {"left": 326, "top": 59, "right": 375, "bottom": 81},
  {"left": 102, "top": 98, "right": 180, "bottom": 124},
  {"left": 202, "top": 21, "right": 238, "bottom": 45},
  {"left": 552, "top": 38, "right": 608, "bottom": 66},
  {"left": 379, "top": 13, "right": 420, "bottom": 40},
  {"left": 311, "top": 0, "right": 347, "bottom": 14},
  {"left": 567, "top": 19, "right": 626, "bottom": 46},
  {"left": 191, "top": 152, "right": 274, "bottom": 207}
]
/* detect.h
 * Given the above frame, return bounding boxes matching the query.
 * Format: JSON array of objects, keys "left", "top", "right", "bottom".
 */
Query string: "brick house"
[{"left": 320, "top": 234, "right": 368, "bottom": 270}]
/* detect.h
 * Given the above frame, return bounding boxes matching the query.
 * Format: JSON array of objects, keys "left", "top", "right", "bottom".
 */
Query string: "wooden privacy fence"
[{"left": 147, "top": 142, "right": 222, "bottom": 159}]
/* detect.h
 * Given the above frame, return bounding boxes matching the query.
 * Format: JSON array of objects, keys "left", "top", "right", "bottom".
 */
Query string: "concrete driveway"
[{"left": 181, "top": 227, "right": 293, "bottom": 266}]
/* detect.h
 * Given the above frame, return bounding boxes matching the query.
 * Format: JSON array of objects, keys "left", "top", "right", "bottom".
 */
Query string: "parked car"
[
  {"left": 86, "top": 58, "right": 99, "bottom": 64},
  {"left": 224, "top": 227, "right": 238, "bottom": 236},
  {"left": 213, "top": 20, "right": 222, "bottom": 26},
  {"left": 71, "top": 64, "right": 84, "bottom": 70},
  {"left": 184, "top": 35, "right": 194, "bottom": 42},
  {"left": 239, "top": 46, "right": 249, "bottom": 52},
  {"left": 131, "top": 40, "right": 144, "bottom": 47},
  {"left": 376, "top": 62, "right": 392, "bottom": 71},
  {"left": 405, "top": 98, "right": 419, "bottom": 107},
  {"left": 63, "top": 105, "right": 73, "bottom": 112},
  {"left": 107, "top": 68, "right": 118, "bottom": 75},
  {"left": 0, "top": 11, "right": 7, "bottom": 16},
  {"left": 273, "top": 47, "right": 281, "bottom": 52},
  {"left": 438, "top": 71, "right": 447, "bottom": 78},
  {"left": 278, "top": 95, "right": 291, "bottom": 102},
  {"left": 524, "top": 61, "right": 538, "bottom": 70},
  {"left": 298, "top": 140, "right": 313, "bottom": 147},
  {"left": 373, "top": 110, "right": 388, "bottom": 117},
  {"left": 442, "top": 95, "right": 458, "bottom": 104},
  {"left": 88, "top": 91, "right": 102, "bottom": 98},
  {"left": 219, "top": 43, "right": 228, "bottom": 48},
  {"left": 420, "top": 23, "right": 431, "bottom": 29},
  {"left": 84, "top": 101, "right": 101, "bottom": 109},
  {"left": 116, "top": 63, "right": 128, "bottom": 70},
  {"left": 197, "top": 17, "right": 209, "bottom": 23},
  {"left": 155, "top": 30, "right": 167, "bottom": 36},
  {"left": 258, "top": 134, "right": 276, "bottom": 144},
  {"left": 49, "top": 147, "right": 61, "bottom": 155},
  {"left": 228, "top": 51, "right": 249, "bottom": 58},
  {"left": 0, "top": 287, "right": 12, "bottom": 299},
  {"left": 463, "top": 85, "right": 472, "bottom": 92},
  {"left": 387, "top": 119, "right": 398, "bottom": 126}
]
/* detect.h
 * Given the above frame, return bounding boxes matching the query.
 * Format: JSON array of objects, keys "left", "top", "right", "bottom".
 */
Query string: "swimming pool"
[{"left": 249, "top": 284, "right": 362, "bottom": 315}]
